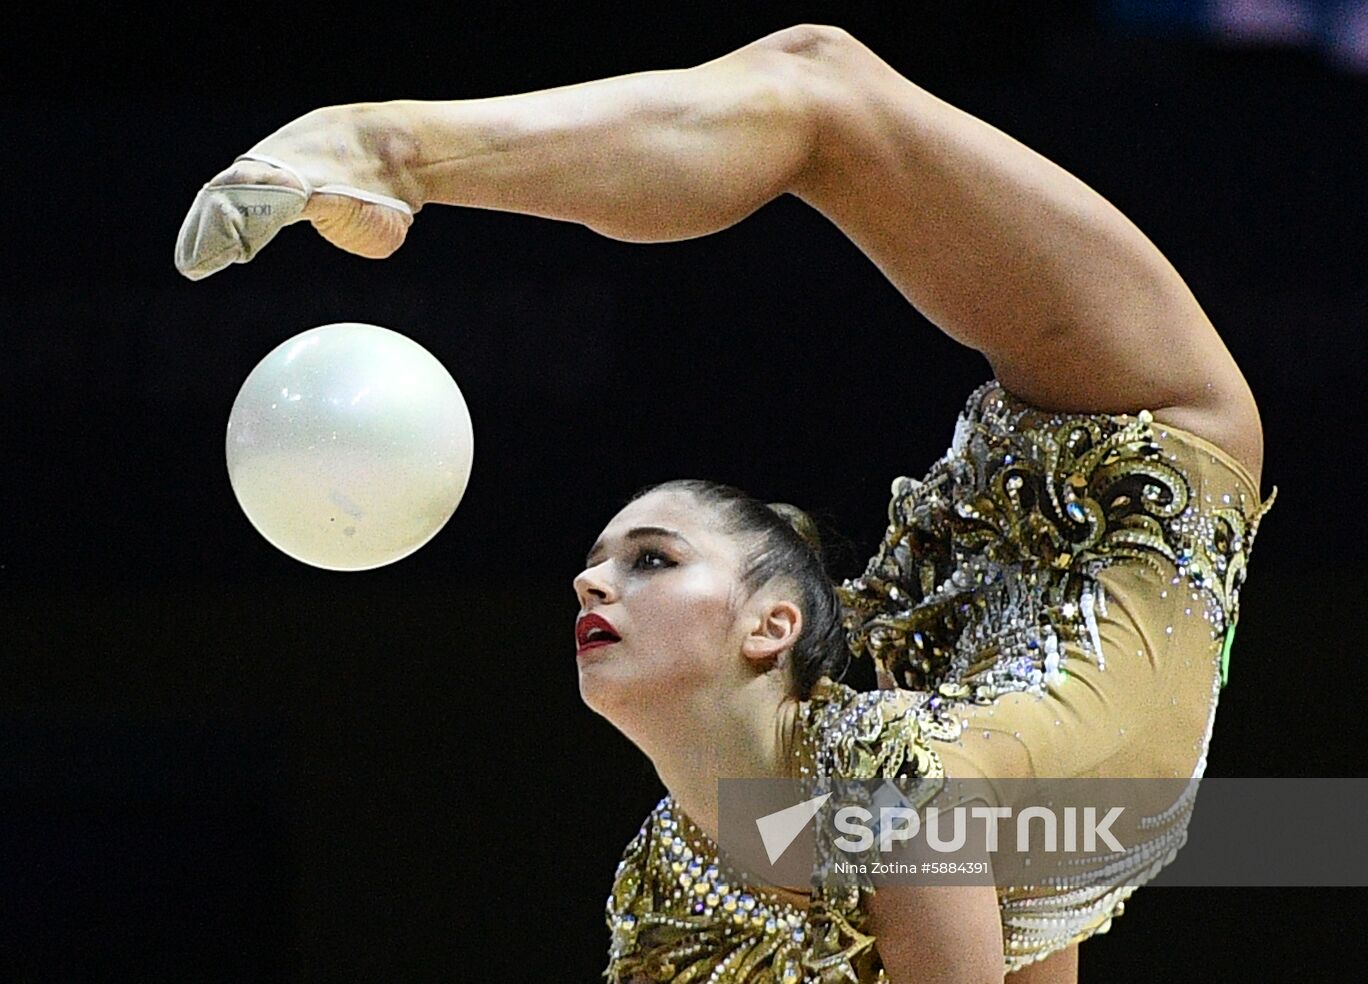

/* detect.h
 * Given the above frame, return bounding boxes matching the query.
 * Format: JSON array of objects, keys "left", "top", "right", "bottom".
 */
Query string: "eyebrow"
[{"left": 585, "top": 526, "right": 691, "bottom": 567}]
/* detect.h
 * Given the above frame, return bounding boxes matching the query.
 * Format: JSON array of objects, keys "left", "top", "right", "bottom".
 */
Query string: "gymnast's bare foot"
[{"left": 175, "top": 105, "right": 422, "bottom": 280}]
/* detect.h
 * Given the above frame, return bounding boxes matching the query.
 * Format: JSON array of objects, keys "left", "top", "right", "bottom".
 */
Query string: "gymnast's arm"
[{"left": 190, "top": 24, "right": 1261, "bottom": 484}]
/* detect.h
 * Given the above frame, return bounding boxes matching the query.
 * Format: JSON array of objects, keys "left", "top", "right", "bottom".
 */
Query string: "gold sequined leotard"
[{"left": 605, "top": 381, "right": 1275, "bottom": 982}]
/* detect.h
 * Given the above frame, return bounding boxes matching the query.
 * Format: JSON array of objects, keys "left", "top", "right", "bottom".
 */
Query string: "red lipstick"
[{"left": 576, "top": 612, "right": 621, "bottom": 655}]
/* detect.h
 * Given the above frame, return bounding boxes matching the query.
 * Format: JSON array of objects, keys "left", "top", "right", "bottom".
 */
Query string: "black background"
[{"left": 3, "top": 2, "right": 1364, "bottom": 981}]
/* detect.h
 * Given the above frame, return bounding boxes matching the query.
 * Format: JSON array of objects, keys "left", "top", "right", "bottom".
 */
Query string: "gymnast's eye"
[{"left": 633, "top": 548, "right": 675, "bottom": 571}]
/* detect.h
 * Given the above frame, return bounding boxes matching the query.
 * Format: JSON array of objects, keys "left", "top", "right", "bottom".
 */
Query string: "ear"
[{"left": 741, "top": 598, "right": 803, "bottom": 667}]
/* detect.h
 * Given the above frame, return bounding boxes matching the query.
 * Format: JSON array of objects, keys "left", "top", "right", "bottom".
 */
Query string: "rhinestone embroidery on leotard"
[{"left": 839, "top": 382, "right": 1275, "bottom": 701}]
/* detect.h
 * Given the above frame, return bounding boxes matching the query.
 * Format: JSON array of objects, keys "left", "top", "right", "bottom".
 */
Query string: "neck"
[{"left": 638, "top": 678, "right": 805, "bottom": 845}]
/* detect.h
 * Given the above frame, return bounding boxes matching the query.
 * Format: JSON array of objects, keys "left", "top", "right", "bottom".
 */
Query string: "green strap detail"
[{"left": 1219, "top": 622, "right": 1236, "bottom": 688}]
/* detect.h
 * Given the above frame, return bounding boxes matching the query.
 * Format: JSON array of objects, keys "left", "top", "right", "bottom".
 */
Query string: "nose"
[{"left": 573, "top": 561, "right": 618, "bottom": 608}]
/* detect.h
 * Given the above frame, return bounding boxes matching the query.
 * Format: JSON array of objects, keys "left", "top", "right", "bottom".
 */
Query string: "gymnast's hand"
[{"left": 174, "top": 107, "right": 421, "bottom": 280}]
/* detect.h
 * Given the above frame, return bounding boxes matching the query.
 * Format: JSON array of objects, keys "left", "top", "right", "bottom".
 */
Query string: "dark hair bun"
[{"left": 766, "top": 502, "right": 823, "bottom": 558}]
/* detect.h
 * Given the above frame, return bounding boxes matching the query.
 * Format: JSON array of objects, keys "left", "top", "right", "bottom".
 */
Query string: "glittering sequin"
[{"left": 839, "top": 382, "right": 1274, "bottom": 700}]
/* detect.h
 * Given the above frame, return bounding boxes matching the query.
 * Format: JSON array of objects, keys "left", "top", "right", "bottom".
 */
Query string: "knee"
[
  {"left": 756, "top": 24, "right": 862, "bottom": 58},
  {"left": 741, "top": 25, "right": 894, "bottom": 167},
  {"left": 745, "top": 24, "right": 886, "bottom": 118}
]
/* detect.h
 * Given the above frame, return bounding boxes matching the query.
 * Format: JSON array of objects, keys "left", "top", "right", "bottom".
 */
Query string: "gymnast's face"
[{"left": 573, "top": 489, "right": 753, "bottom": 723}]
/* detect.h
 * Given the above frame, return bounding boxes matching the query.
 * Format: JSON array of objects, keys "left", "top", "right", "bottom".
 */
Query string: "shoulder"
[
  {"left": 607, "top": 798, "right": 669, "bottom": 902},
  {"left": 803, "top": 680, "right": 960, "bottom": 782}
]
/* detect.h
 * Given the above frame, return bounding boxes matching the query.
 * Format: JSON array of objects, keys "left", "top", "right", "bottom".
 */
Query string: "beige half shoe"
[{"left": 174, "top": 152, "right": 414, "bottom": 281}]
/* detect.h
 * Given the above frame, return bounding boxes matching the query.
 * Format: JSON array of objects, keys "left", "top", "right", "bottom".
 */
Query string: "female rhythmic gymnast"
[{"left": 177, "top": 24, "right": 1274, "bottom": 982}]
